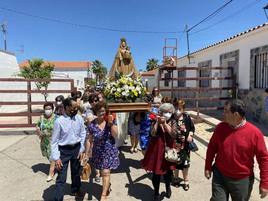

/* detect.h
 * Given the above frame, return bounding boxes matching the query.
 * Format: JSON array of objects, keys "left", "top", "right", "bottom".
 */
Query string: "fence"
[
  {"left": 158, "top": 66, "right": 236, "bottom": 117},
  {"left": 0, "top": 78, "right": 74, "bottom": 128}
]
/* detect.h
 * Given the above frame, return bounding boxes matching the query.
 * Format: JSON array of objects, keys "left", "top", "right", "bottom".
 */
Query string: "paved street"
[{"left": 0, "top": 123, "right": 263, "bottom": 201}]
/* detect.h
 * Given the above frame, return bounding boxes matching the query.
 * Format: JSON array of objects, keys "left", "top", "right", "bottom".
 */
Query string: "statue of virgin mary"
[
  {"left": 108, "top": 38, "right": 139, "bottom": 80},
  {"left": 108, "top": 38, "right": 140, "bottom": 147}
]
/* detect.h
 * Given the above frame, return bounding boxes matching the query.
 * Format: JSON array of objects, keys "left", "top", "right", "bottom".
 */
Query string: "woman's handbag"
[
  {"left": 80, "top": 156, "right": 91, "bottom": 181},
  {"left": 81, "top": 163, "right": 91, "bottom": 181},
  {"left": 189, "top": 140, "right": 198, "bottom": 152},
  {"left": 164, "top": 146, "right": 179, "bottom": 163},
  {"left": 163, "top": 130, "right": 181, "bottom": 163}
]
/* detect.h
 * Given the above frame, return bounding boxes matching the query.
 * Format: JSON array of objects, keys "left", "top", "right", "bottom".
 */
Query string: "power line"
[
  {"left": 0, "top": 6, "right": 184, "bottom": 34},
  {"left": 187, "top": 0, "right": 233, "bottom": 32},
  {"left": 186, "top": 0, "right": 234, "bottom": 63},
  {"left": 190, "top": 0, "right": 263, "bottom": 35}
]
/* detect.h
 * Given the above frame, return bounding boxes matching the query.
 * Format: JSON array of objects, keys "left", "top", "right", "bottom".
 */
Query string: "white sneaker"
[{"left": 46, "top": 175, "right": 53, "bottom": 182}]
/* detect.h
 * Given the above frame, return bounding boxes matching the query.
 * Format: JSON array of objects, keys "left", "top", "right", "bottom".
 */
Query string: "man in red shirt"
[{"left": 205, "top": 100, "right": 268, "bottom": 200}]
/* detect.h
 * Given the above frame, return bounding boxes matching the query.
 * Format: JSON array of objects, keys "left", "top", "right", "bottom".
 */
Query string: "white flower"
[
  {"left": 122, "top": 92, "right": 126, "bottom": 96},
  {"left": 125, "top": 89, "right": 129, "bottom": 93},
  {"left": 123, "top": 85, "right": 129, "bottom": 90},
  {"left": 136, "top": 86, "right": 141, "bottom": 92},
  {"left": 117, "top": 88, "right": 121, "bottom": 92}
]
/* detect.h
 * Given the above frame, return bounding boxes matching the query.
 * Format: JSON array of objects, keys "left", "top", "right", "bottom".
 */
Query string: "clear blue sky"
[{"left": 0, "top": 0, "right": 267, "bottom": 71}]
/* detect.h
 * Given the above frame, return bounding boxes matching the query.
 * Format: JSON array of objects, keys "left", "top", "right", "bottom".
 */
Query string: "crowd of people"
[{"left": 35, "top": 86, "right": 268, "bottom": 201}]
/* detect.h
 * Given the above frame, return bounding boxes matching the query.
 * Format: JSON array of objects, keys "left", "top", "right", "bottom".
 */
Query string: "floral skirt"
[{"left": 40, "top": 136, "right": 51, "bottom": 160}]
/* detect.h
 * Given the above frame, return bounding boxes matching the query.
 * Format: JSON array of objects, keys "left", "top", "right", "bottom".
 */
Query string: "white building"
[
  {"left": 145, "top": 23, "right": 268, "bottom": 122},
  {"left": 140, "top": 69, "right": 157, "bottom": 92},
  {"left": 19, "top": 61, "right": 93, "bottom": 90},
  {"left": 0, "top": 50, "right": 19, "bottom": 77}
]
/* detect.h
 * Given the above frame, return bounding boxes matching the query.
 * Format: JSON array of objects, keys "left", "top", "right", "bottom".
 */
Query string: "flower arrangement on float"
[{"left": 104, "top": 75, "right": 146, "bottom": 103}]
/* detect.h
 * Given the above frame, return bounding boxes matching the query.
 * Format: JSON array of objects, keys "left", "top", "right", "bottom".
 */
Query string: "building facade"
[
  {"left": 144, "top": 23, "right": 268, "bottom": 122},
  {"left": 19, "top": 61, "right": 93, "bottom": 90},
  {"left": 0, "top": 50, "right": 19, "bottom": 78}
]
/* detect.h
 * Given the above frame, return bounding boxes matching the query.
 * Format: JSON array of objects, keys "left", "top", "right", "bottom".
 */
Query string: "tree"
[
  {"left": 91, "top": 60, "right": 107, "bottom": 85},
  {"left": 18, "top": 59, "right": 54, "bottom": 101},
  {"left": 146, "top": 58, "right": 159, "bottom": 71}
]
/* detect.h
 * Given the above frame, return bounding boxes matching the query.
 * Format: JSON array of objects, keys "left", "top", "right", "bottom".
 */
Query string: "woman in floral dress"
[
  {"left": 36, "top": 102, "right": 56, "bottom": 182},
  {"left": 173, "top": 99, "right": 195, "bottom": 191},
  {"left": 86, "top": 101, "right": 119, "bottom": 201}
]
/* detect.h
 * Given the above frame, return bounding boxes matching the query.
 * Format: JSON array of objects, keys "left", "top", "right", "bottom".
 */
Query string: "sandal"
[
  {"left": 183, "top": 183, "right": 190, "bottom": 191},
  {"left": 95, "top": 175, "right": 101, "bottom": 183}
]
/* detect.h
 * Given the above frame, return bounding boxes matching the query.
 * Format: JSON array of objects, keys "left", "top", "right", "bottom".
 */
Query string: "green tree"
[
  {"left": 146, "top": 58, "right": 159, "bottom": 71},
  {"left": 91, "top": 60, "right": 107, "bottom": 85},
  {"left": 18, "top": 59, "right": 54, "bottom": 101}
]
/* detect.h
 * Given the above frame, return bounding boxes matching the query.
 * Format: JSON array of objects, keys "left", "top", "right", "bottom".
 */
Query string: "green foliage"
[
  {"left": 18, "top": 59, "right": 54, "bottom": 101},
  {"left": 85, "top": 78, "right": 96, "bottom": 87},
  {"left": 91, "top": 60, "right": 107, "bottom": 84},
  {"left": 146, "top": 58, "right": 159, "bottom": 71}
]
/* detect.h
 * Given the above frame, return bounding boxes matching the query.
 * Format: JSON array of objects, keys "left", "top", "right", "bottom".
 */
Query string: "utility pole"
[
  {"left": 264, "top": 4, "right": 268, "bottom": 20},
  {"left": 185, "top": 25, "right": 190, "bottom": 64},
  {"left": 1, "top": 22, "right": 7, "bottom": 51},
  {"left": 185, "top": 0, "right": 233, "bottom": 64}
]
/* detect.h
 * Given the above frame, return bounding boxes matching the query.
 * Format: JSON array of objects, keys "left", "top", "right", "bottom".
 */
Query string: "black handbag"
[{"left": 189, "top": 140, "right": 198, "bottom": 152}]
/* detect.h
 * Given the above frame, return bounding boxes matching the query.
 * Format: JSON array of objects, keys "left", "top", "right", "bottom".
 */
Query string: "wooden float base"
[{"left": 107, "top": 102, "right": 151, "bottom": 113}]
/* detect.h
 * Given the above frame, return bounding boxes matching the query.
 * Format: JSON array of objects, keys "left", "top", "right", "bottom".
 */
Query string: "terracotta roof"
[
  {"left": 19, "top": 61, "right": 91, "bottom": 70},
  {"left": 179, "top": 22, "right": 268, "bottom": 59},
  {"left": 140, "top": 69, "right": 157, "bottom": 76}
]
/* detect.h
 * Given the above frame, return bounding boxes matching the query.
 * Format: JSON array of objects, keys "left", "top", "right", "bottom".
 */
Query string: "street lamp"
[{"left": 264, "top": 4, "right": 268, "bottom": 20}]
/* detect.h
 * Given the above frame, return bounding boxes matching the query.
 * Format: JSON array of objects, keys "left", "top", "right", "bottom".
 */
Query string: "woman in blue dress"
[{"left": 86, "top": 101, "right": 119, "bottom": 201}]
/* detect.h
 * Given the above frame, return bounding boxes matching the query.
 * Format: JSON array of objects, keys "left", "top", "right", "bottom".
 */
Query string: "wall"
[
  {"left": 144, "top": 25, "right": 268, "bottom": 119},
  {"left": 54, "top": 69, "right": 88, "bottom": 90},
  {"left": 176, "top": 25, "right": 268, "bottom": 121},
  {"left": 177, "top": 25, "right": 268, "bottom": 90},
  {"left": 0, "top": 50, "right": 19, "bottom": 78},
  {"left": 141, "top": 75, "right": 155, "bottom": 92}
]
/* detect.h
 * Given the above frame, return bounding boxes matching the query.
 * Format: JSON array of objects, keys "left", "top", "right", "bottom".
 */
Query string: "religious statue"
[{"left": 108, "top": 38, "right": 139, "bottom": 80}]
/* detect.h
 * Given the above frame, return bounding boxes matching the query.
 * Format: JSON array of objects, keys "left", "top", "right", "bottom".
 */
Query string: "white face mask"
[
  {"left": 45, "top": 109, "right": 53, "bottom": 117},
  {"left": 176, "top": 110, "right": 182, "bottom": 116},
  {"left": 83, "top": 102, "right": 91, "bottom": 108},
  {"left": 56, "top": 101, "right": 62, "bottom": 106},
  {"left": 163, "top": 112, "right": 172, "bottom": 121}
]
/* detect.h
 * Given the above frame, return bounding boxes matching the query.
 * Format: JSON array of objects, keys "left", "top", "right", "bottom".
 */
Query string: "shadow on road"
[
  {"left": 42, "top": 183, "right": 72, "bottom": 201},
  {"left": 32, "top": 163, "right": 50, "bottom": 175},
  {"left": 112, "top": 147, "right": 154, "bottom": 200}
]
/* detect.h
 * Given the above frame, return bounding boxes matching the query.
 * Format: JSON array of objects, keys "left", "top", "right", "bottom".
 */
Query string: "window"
[
  {"left": 164, "top": 72, "right": 171, "bottom": 87},
  {"left": 177, "top": 70, "right": 186, "bottom": 87},
  {"left": 198, "top": 60, "right": 212, "bottom": 87},
  {"left": 254, "top": 52, "right": 268, "bottom": 88}
]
